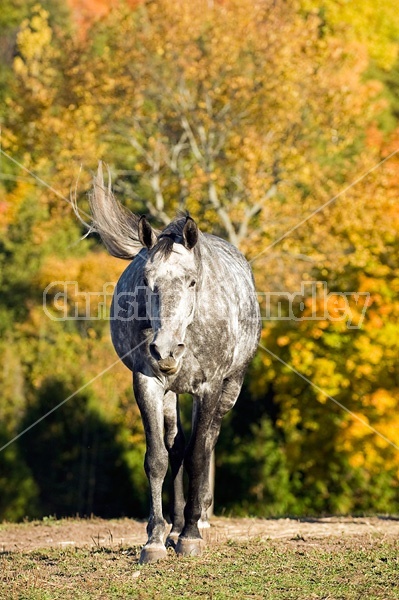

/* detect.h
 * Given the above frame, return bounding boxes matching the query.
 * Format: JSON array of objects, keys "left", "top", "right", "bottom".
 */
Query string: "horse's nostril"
[
  {"left": 174, "top": 343, "right": 186, "bottom": 359},
  {"left": 150, "top": 340, "right": 185, "bottom": 362},
  {"left": 150, "top": 342, "right": 162, "bottom": 361}
]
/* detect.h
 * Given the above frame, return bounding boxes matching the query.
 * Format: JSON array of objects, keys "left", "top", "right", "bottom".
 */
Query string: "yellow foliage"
[
  {"left": 300, "top": 0, "right": 399, "bottom": 69},
  {"left": 0, "top": 182, "right": 34, "bottom": 231}
]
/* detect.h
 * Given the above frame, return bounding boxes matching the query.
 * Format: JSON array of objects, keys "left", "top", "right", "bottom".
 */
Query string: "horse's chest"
[{"left": 165, "top": 337, "right": 233, "bottom": 395}]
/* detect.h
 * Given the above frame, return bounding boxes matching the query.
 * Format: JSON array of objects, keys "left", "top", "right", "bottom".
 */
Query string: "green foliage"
[
  {"left": 0, "top": 427, "right": 39, "bottom": 521},
  {"left": 217, "top": 415, "right": 295, "bottom": 516},
  {"left": 300, "top": 0, "right": 399, "bottom": 69},
  {"left": 19, "top": 379, "right": 148, "bottom": 518},
  {"left": 367, "top": 58, "right": 399, "bottom": 133}
]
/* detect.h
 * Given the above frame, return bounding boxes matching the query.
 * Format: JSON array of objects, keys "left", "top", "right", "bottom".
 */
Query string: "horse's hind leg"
[
  {"left": 163, "top": 392, "right": 185, "bottom": 547},
  {"left": 133, "top": 374, "right": 169, "bottom": 564},
  {"left": 198, "top": 449, "right": 214, "bottom": 527}
]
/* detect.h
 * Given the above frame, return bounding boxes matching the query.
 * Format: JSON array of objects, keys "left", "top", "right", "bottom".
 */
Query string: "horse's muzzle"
[
  {"left": 150, "top": 339, "right": 185, "bottom": 374},
  {"left": 157, "top": 356, "right": 179, "bottom": 375}
]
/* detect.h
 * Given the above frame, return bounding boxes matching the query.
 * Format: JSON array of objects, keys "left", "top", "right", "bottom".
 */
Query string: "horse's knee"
[{"left": 144, "top": 446, "right": 168, "bottom": 479}]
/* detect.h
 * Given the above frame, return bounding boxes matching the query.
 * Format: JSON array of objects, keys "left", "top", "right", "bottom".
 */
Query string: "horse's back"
[{"left": 199, "top": 234, "right": 261, "bottom": 369}]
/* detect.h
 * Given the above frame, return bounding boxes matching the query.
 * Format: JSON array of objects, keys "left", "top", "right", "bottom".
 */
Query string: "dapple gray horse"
[{"left": 77, "top": 164, "right": 261, "bottom": 563}]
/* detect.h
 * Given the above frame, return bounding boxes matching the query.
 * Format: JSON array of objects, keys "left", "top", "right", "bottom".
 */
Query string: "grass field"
[{"left": 1, "top": 518, "right": 398, "bottom": 599}]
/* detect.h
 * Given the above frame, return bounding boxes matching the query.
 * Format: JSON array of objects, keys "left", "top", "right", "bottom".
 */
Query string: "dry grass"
[{"left": 1, "top": 517, "right": 399, "bottom": 599}]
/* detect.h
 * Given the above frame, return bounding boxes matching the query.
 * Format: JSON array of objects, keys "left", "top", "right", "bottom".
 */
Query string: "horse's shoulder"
[{"left": 201, "top": 234, "right": 253, "bottom": 279}]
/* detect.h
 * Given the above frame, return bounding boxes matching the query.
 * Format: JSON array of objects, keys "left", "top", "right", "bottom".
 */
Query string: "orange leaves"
[
  {"left": 35, "top": 251, "right": 126, "bottom": 323},
  {"left": 67, "top": 0, "right": 142, "bottom": 37},
  {"left": 277, "top": 336, "right": 290, "bottom": 347},
  {"left": 2, "top": 0, "right": 399, "bottom": 515},
  {"left": 67, "top": 0, "right": 379, "bottom": 251}
]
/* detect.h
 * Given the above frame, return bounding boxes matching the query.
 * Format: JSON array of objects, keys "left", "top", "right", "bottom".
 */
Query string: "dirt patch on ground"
[{"left": 1, "top": 516, "right": 398, "bottom": 553}]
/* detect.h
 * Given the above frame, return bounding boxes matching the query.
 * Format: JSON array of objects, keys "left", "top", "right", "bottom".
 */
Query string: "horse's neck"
[{"left": 200, "top": 236, "right": 248, "bottom": 283}]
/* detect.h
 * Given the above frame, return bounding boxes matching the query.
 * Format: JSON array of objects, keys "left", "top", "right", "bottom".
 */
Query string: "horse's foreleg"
[
  {"left": 133, "top": 374, "right": 168, "bottom": 564},
  {"left": 176, "top": 415, "right": 220, "bottom": 555},
  {"left": 176, "top": 376, "right": 244, "bottom": 557},
  {"left": 163, "top": 392, "right": 185, "bottom": 547}
]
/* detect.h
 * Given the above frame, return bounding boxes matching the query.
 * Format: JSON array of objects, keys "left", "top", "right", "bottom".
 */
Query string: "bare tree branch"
[
  {"left": 236, "top": 184, "right": 278, "bottom": 243},
  {"left": 208, "top": 179, "right": 239, "bottom": 247},
  {"left": 180, "top": 116, "right": 203, "bottom": 162}
]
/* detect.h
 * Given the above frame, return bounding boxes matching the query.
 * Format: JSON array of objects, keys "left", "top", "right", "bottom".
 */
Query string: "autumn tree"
[
  {"left": 1, "top": 0, "right": 399, "bottom": 519},
  {"left": 80, "top": 0, "right": 377, "bottom": 259}
]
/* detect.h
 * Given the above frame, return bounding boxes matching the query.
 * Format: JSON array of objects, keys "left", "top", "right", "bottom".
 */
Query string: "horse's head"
[{"left": 139, "top": 215, "right": 200, "bottom": 375}]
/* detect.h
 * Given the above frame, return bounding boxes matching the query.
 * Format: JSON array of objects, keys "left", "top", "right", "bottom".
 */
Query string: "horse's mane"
[
  {"left": 73, "top": 163, "right": 202, "bottom": 261},
  {"left": 72, "top": 162, "right": 160, "bottom": 260}
]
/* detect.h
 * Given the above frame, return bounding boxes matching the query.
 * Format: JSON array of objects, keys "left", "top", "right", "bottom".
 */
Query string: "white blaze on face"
[
  {"left": 153, "top": 243, "right": 196, "bottom": 279},
  {"left": 146, "top": 243, "right": 198, "bottom": 362}
]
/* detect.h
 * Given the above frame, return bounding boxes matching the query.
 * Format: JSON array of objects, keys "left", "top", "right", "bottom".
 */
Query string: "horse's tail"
[{"left": 72, "top": 162, "right": 149, "bottom": 259}]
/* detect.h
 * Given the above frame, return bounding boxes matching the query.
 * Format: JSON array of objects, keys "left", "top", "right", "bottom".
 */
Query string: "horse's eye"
[{"left": 189, "top": 280, "right": 196, "bottom": 288}]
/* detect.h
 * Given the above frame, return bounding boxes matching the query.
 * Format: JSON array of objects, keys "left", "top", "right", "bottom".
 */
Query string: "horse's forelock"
[
  {"left": 149, "top": 217, "right": 199, "bottom": 262},
  {"left": 150, "top": 236, "right": 175, "bottom": 260}
]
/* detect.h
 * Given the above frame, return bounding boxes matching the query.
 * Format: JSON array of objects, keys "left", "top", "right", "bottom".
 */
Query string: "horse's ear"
[
  {"left": 182, "top": 216, "right": 198, "bottom": 250},
  {"left": 138, "top": 216, "right": 156, "bottom": 249}
]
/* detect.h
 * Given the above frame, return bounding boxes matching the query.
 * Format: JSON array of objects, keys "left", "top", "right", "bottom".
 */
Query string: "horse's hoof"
[
  {"left": 165, "top": 531, "right": 179, "bottom": 549},
  {"left": 175, "top": 537, "right": 204, "bottom": 557},
  {"left": 139, "top": 544, "right": 167, "bottom": 564}
]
